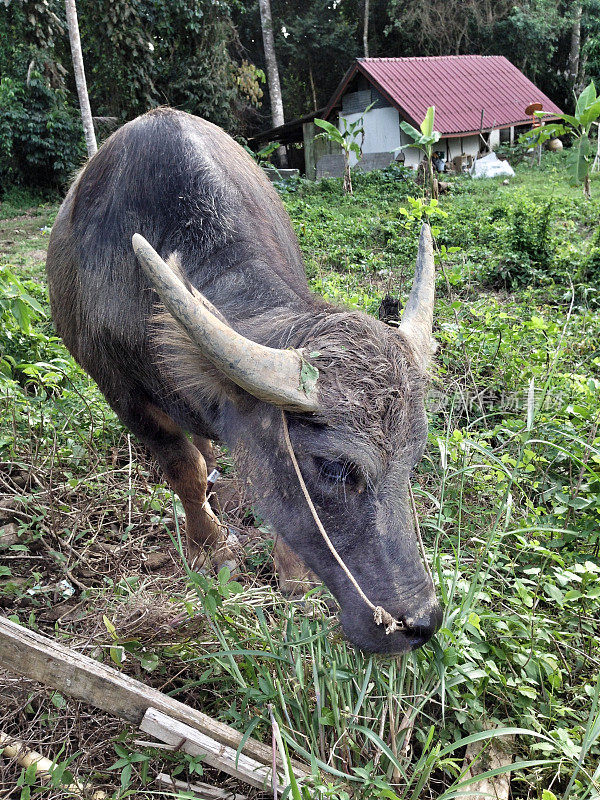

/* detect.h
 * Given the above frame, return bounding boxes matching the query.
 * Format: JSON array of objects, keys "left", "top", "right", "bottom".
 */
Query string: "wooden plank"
[
  {"left": 462, "top": 731, "right": 514, "bottom": 800},
  {"left": 155, "top": 772, "right": 247, "bottom": 800},
  {"left": 141, "top": 708, "right": 286, "bottom": 794},
  {"left": 0, "top": 616, "right": 309, "bottom": 778}
]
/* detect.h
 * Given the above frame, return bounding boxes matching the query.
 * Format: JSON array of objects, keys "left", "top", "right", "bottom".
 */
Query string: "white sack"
[{"left": 470, "top": 152, "right": 515, "bottom": 179}]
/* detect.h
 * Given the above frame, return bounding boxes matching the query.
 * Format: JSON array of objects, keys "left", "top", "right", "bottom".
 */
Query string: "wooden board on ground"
[
  {"left": 462, "top": 732, "right": 514, "bottom": 800},
  {"left": 142, "top": 707, "right": 283, "bottom": 793},
  {"left": 0, "top": 616, "right": 310, "bottom": 782},
  {"left": 156, "top": 772, "right": 247, "bottom": 800}
]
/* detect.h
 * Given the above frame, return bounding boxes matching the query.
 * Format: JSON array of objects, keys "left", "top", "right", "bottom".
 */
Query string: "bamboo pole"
[{"left": 0, "top": 731, "right": 106, "bottom": 799}]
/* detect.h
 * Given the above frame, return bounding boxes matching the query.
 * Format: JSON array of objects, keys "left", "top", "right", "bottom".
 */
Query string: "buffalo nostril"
[
  {"left": 402, "top": 604, "right": 443, "bottom": 649},
  {"left": 340, "top": 601, "right": 443, "bottom": 654},
  {"left": 405, "top": 623, "right": 436, "bottom": 650}
]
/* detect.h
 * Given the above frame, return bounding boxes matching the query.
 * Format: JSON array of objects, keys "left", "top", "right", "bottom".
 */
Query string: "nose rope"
[
  {"left": 408, "top": 483, "right": 435, "bottom": 587},
  {"left": 281, "top": 410, "right": 405, "bottom": 635}
]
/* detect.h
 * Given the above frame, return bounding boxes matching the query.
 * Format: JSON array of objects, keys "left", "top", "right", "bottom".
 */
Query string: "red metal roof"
[{"left": 324, "top": 56, "right": 563, "bottom": 136}]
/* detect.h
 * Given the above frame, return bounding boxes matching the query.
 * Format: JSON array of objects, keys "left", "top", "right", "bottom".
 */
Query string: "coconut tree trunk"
[
  {"left": 363, "top": 0, "right": 369, "bottom": 57},
  {"left": 568, "top": 3, "right": 583, "bottom": 93},
  {"left": 258, "top": 0, "right": 287, "bottom": 167},
  {"left": 65, "top": 0, "right": 97, "bottom": 158}
]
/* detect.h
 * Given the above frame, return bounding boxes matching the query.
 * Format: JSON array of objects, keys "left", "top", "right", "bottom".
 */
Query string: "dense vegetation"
[
  {"left": 3, "top": 0, "right": 600, "bottom": 193},
  {"left": 0, "top": 0, "right": 264, "bottom": 192},
  {"left": 0, "top": 152, "right": 599, "bottom": 798},
  {"left": 237, "top": 0, "right": 600, "bottom": 119}
]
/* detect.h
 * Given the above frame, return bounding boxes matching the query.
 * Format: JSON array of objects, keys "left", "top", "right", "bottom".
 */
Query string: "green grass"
[
  {"left": 1, "top": 153, "right": 599, "bottom": 799},
  {"left": 0, "top": 187, "right": 57, "bottom": 280}
]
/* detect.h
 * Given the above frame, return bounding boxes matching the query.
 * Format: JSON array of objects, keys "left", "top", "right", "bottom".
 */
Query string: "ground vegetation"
[{"left": 0, "top": 151, "right": 599, "bottom": 797}]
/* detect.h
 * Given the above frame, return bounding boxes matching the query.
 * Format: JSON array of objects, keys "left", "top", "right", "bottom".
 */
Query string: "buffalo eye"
[
  {"left": 316, "top": 458, "right": 365, "bottom": 492},
  {"left": 320, "top": 460, "right": 346, "bottom": 482}
]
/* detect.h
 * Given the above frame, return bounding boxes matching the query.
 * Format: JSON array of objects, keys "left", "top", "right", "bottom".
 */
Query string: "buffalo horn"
[
  {"left": 132, "top": 234, "right": 319, "bottom": 412},
  {"left": 398, "top": 223, "right": 436, "bottom": 368}
]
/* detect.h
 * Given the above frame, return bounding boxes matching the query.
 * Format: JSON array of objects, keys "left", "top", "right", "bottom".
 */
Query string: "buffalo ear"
[
  {"left": 152, "top": 302, "right": 248, "bottom": 407},
  {"left": 397, "top": 224, "right": 436, "bottom": 369}
]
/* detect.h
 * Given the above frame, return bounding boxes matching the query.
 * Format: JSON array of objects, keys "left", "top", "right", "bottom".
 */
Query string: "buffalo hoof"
[{"left": 188, "top": 527, "right": 242, "bottom": 577}]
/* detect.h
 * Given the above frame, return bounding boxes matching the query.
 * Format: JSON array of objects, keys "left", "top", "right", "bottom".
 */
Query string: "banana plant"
[
  {"left": 314, "top": 104, "right": 373, "bottom": 194},
  {"left": 396, "top": 106, "right": 441, "bottom": 198},
  {"left": 521, "top": 81, "right": 600, "bottom": 198}
]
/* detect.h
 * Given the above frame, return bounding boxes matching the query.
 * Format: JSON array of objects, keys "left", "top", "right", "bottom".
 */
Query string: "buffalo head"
[{"left": 132, "top": 226, "right": 442, "bottom": 654}]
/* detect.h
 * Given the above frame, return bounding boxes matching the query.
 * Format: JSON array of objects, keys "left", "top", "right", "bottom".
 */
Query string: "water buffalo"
[{"left": 46, "top": 107, "right": 442, "bottom": 653}]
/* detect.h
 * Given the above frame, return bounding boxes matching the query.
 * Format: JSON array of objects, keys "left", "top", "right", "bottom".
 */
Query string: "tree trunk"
[
  {"left": 568, "top": 3, "right": 582, "bottom": 93},
  {"left": 308, "top": 64, "right": 318, "bottom": 112},
  {"left": 258, "top": 0, "right": 287, "bottom": 167},
  {"left": 363, "top": 0, "right": 369, "bottom": 57},
  {"left": 65, "top": 0, "right": 97, "bottom": 158}
]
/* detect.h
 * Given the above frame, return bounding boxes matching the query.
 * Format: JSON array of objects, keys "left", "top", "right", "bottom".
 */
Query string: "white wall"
[
  {"left": 337, "top": 105, "right": 508, "bottom": 170},
  {"left": 397, "top": 127, "right": 423, "bottom": 168},
  {"left": 445, "top": 135, "right": 480, "bottom": 162},
  {"left": 339, "top": 107, "right": 401, "bottom": 166}
]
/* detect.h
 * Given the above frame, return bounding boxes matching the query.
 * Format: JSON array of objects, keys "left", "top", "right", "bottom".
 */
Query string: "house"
[
  {"left": 252, "top": 55, "right": 563, "bottom": 178},
  {"left": 319, "top": 55, "right": 563, "bottom": 173}
]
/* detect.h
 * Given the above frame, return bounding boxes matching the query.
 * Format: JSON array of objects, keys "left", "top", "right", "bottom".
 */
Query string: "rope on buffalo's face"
[{"left": 280, "top": 409, "right": 433, "bottom": 636}]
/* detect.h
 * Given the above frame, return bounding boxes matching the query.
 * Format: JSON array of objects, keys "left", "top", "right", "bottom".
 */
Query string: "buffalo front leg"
[
  {"left": 161, "top": 440, "right": 227, "bottom": 567},
  {"left": 130, "top": 403, "right": 233, "bottom": 569},
  {"left": 273, "top": 537, "right": 319, "bottom": 596},
  {"left": 192, "top": 435, "right": 221, "bottom": 516},
  {"left": 192, "top": 435, "right": 218, "bottom": 473}
]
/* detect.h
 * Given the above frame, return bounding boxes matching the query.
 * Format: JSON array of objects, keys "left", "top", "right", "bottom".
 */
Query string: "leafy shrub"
[
  {"left": 0, "top": 186, "right": 58, "bottom": 219},
  {"left": 485, "top": 198, "right": 555, "bottom": 289},
  {"left": 580, "top": 225, "right": 600, "bottom": 284},
  {"left": 0, "top": 265, "right": 69, "bottom": 392},
  {"left": 509, "top": 199, "right": 553, "bottom": 264},
  {"left": 494, "top": 139, "right": 532, "bottom": 163},
  {"left": 0, "top": 71, "right": 85, "bottom": 194}
]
